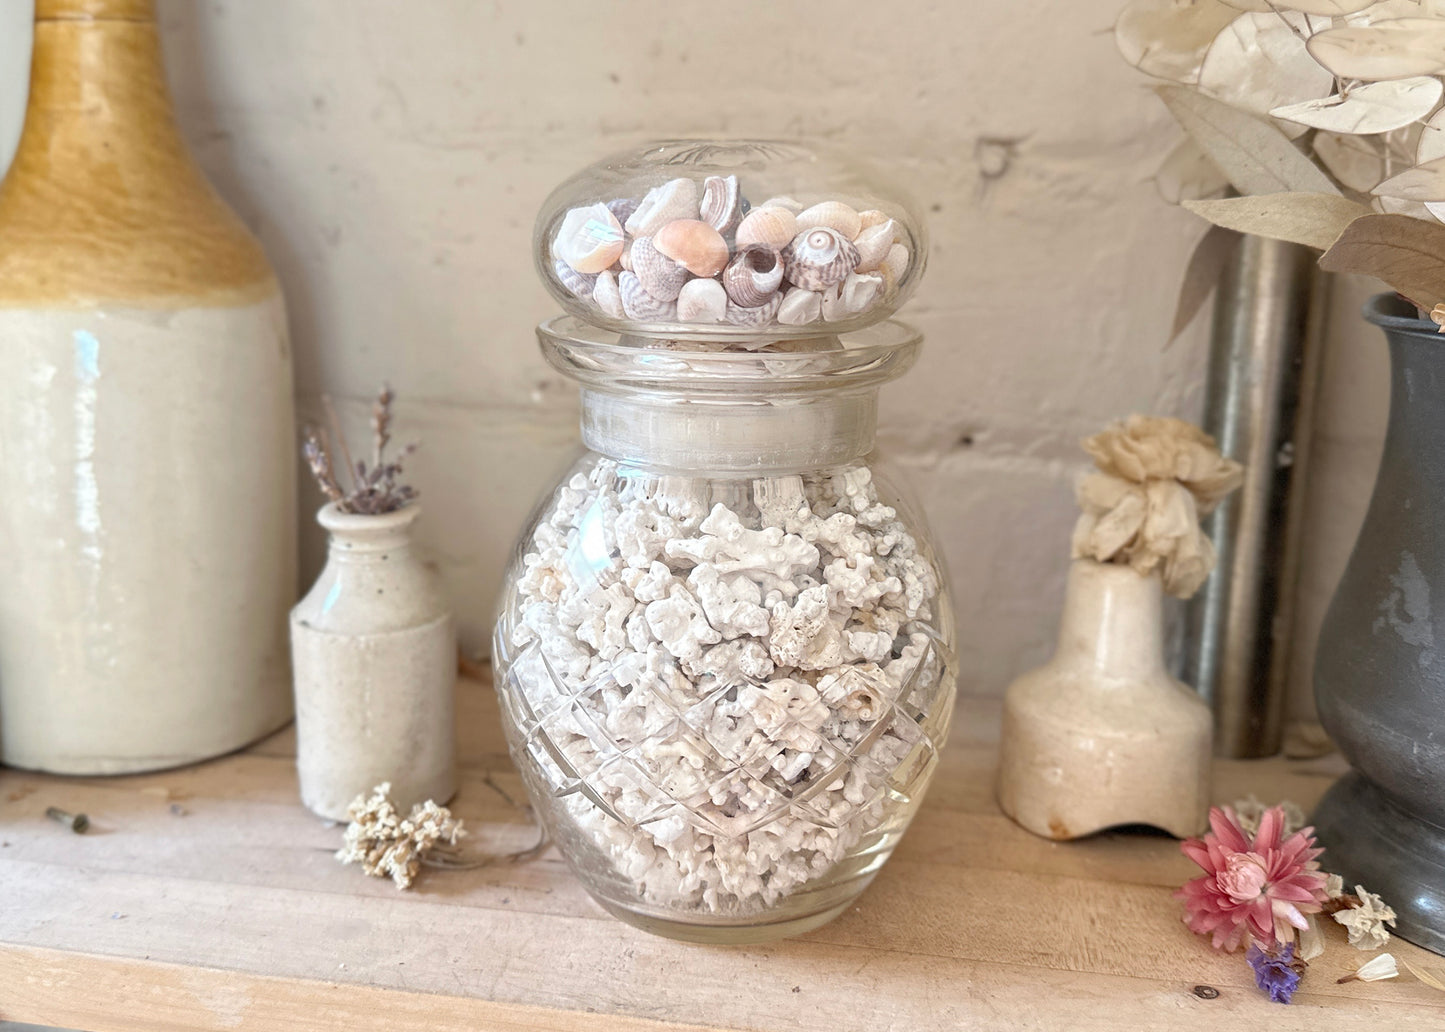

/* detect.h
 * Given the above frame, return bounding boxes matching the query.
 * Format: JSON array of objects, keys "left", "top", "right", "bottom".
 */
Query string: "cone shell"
[
  {"left": 776, "top": 286, "right": 822, "bottom": 326},
  {"left": 654, "top": 219, "right": 730, "bottom": 278},
  {"left": 722, "top": 244, "right": 783, "bottom": 308},
  {"left": 630, "top": 236, "right": 688, "bottom": 301},
  {"left": 552, "top": 203, "right": 625, "bottom": 275},
  {"left": 882, "top": 242, "right": 909, "bottom": 283},
  {"left": 625, "top": 178, "right": 700, "bottom": 237},
  {"left": 676, "top": 277, "right": 728, "bottom": 324},
  {"left": 725, "top": 293, "right": 782, "bottom": 327},
  {"left": 735, "top": 206, "right": 799, "bottom": 251},
  {"left": 700, "top": 174, "right": 744, "bottom": 235},
  {"left": 795, "top": 201, "right": 862, "bottom": 241},
  {"left": 553, "top": 257, "right": 597, "bottom": 298},
  {"left": 619, "top": 270, "right": 676, "bottom": 322},
  {"left": 853, "top": 219, "right": 896, "bottom": 272},
  {"left": 782, "top": 226, "right": 859, "bottom": 291},
  {"left": 821, "top": 271, "right": 882, "bottom": 321},
  {"left": 593, "top": 269, "right": 625, "bottom": 319}
]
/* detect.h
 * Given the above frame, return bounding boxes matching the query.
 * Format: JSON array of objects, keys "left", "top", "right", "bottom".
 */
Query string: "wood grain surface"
[{"left": 1, "top": 673, "right": 1442, "bottom": 1031}]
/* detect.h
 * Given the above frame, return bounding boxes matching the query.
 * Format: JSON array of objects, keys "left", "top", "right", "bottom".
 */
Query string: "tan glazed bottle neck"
[{"left": 0, "top": 0, "right": 275, "bottom": 308}]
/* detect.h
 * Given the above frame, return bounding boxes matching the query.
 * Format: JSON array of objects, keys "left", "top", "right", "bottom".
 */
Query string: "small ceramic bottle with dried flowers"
[
  {"left": 290, "top": 390, "right": 456, "bottom": 821},
  {"left": 997, "top": 416, "right": 1244, "bottom": 840}
]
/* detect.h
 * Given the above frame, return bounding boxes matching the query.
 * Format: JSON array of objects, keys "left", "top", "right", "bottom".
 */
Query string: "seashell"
[
  {"left": 722, "top": 244, "right": 783, "bottom": 308},
  {"left": 619, "top": 270, "right": 677, "bottom": 322},
  {"left": 676, "top": 277, "right": 728, "bottom": 324},
  {"left": 625, "top": 177, "right": 700, "bottom": 237},
  {"left": 782, "top": 226, "right": 859, "bottom": 291},
  {"left": 882, "top": 242, "right": 909, "bottom": 284},
  {"left": 725, "top": 293, "right": 782, "bottom": 327},
  {"left": 857, "top": 209, "right": 892, "bottom": 233},
  {"left": 630, "top": 236, "right": 688, "bottom": 301},
  {"left": 734, "top": 206, "right": 799, "bottom": 251},
  {"left": 760, "top": 195, "right": 804, "bottom": 213},
  {"left": 794, "top": 201, "right": 862, "bottom": 241},
  {"left": 820, "top": 271, "right": 882, "bottom": 321},
  {"left": 552, "top": 203, "right": 625, "bottom": 275},
  {"left": 776, "top": 287, "right": 822, "bottom": 326},
  {"left": 593, "top": 269, "right": 625, "bottom": 319},
  {"left": 618, "top": 239, "right": 634, "bottom": 272},
  {"left": 852, "top": 219, "right": 896, "bottom": 272},
  {"left": 553, "top": 257, "right": 597, "bottom": 299},
  {"left": 653, "top": 219, "right": 730, "bottom": 278},
  {"left": 606, "top": 196, "right": 640, "bottom": 226},
  {"left": 700, "top": 174, "right": 744, "bottom": 235}
]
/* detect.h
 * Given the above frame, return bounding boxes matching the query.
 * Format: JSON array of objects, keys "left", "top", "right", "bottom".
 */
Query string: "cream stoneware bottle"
[
  {"left": 291, "top": 504, "right": 457, "bottom": 821},
  {"left": 0, "top": 0, "right": 296, "bottom": 772}
]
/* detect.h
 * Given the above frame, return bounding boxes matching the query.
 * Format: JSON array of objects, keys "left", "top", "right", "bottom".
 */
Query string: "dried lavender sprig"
[{"left": 301, "top": 386, "right": 420, "bottom": 515}]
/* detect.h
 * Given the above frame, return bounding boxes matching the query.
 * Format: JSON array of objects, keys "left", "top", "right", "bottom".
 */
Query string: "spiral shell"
[
  {"left": 725, "top": 292, "right": 782, "bottom": 327},
  {"left": 593, "top": 269, "right": 625, "bottom": 319},
  {"left": 735, "top": 206, "right": 798, "bottom": 251},
  {"left": 654, "top": 219, "right": 730, "bottom": 278},
  {"left": 676, "top": 277, "right": 728, "bottom": 324},
  {"left": 853, "top": 219, "right": 896, "bottom": 272},
  {"left": 553, "top": 257, "right": 597, "bottom": 299},
  {"left": 776, "top": 286, "right": 822, "bottom": 326},
  {"left": 619, "top": 270, "right": 676, "bottom": 322},
  {"left": 700, "top": 174, "right": 744, "bottom": 235},
  {"left": 625, "top": 178, "right": 700, "bottom": 237},
  {"left": 795, "top": 201, "right": 862, "bottom": 241},
  {"left": 630, "top": 236, "right": 688, "bottom": 302},
  {"left": 552, "top": 203, "right": 625, "bottom": 275},
  {"left": 820, "top": 271, "right": 882, "bottom": 321},
  {"left": 722, "top": 244, "right": 783, "bottom": 308},
  {"left": 782, "top": 227, "right": 859, "bottom": 291}
]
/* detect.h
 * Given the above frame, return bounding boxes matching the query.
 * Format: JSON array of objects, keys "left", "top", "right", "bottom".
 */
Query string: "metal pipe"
[{"left": 1182, "top": 233, "right": 1328, "bottom": 758}]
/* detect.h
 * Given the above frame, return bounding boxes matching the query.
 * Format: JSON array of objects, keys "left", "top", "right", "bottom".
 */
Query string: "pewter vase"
[
  {"left": 1312, "top": 294, "right": 1445, "bottom": 956},
  {"left": 291, "top": 504, "right": 457, "bottom": 821}
]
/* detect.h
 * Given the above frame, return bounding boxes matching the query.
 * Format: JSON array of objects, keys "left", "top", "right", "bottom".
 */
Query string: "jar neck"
[
  {"left": 579, "top": 386, "right": 878, "bottom": 472},
  {"left": 1053, "top": 560, "right": 1166, "bottom": 680},
  {"left": 318, "top": 504, "right": 420, "bottom": 560}
]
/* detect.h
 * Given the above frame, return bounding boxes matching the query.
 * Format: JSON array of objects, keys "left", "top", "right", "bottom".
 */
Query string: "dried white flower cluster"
[
  {"left": 1072, "top": 415, "right": 1244, "bottom": 598},
  {"left": 501, "top": 457, "right": 951, "bottom": 913},
  {"left": 335, "top": 782, "right": 465, "bottom": 890},
  {"left": 1334, "top": 884, "right": 1398, "bottom": 951},
  {"left": 1233, "top": 794, "right": 1306, "bottom": 839}
]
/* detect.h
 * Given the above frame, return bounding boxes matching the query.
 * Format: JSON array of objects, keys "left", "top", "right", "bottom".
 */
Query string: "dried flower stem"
[{"left": 303, "top": 385, "right": 420, "bottom": 515}]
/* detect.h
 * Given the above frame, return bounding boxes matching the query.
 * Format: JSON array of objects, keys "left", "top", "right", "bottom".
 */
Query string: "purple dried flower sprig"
[
  {"left": 303, "top": 385, "right": 420, "bottom": 516},
  {"left": 1246, "top": 942, "right": 1306, "bottom": 1005}
]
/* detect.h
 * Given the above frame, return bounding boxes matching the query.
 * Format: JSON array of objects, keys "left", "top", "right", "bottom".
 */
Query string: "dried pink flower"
[{"left": 1175, "top": 806, "right": 1330, "bottom": 952}]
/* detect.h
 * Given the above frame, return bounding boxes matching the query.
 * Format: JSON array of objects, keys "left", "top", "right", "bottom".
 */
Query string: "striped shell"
[
  {"left": 606, "top": 196, "right": 640, "bottom": 226},
  {"left": 625, "top": 178, "right": 700, "bottom": 237},
  {"left": 630, "top": 236, "right": 688, "bottom": 301},
  {"left": 676, "top": 277, "right": 728, "bottom": 324},
  {"left": 782, "top": 227, "right": 859, "bottom": 291},
  {"left": 619, "top": 270, "right": 677, "bottom": 322},
  {"left": 700, "top": 174, "right": 744, "bottom": 235},
  {"left": 776, "top": 286, "right": 822, "bottom": 326},
  {"left": 735, "top": 206, "right": 798, "bottom": 250},
  {"left": 725, "top": 293, "right": 782, "bottom": 327},
  {"left": 593, "top": 269, "right": 625, "bottom": 319},
  {"left": 553, "top": 257, "right": 597, "bottom": 299},
  {"left": 795, "top": 201, "right": 861, "bottom": 241},
  {"left": 552, "top": 203, "right": 625, "bottom": 275},
  {"left": 722, "top": 244, "right": 783, "bottom": 308},
  {"left": 654, "top": 219, "right": 730, "bottom": 278}
]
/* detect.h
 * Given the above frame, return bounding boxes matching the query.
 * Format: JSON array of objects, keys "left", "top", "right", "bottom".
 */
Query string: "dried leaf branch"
[{"left": 302, "top": 384, "right": 420, "bottom": 515}]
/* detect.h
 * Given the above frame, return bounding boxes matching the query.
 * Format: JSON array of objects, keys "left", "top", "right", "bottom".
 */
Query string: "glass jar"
[{"left": 493, "top": 317, "right": 957, "bottom": 943}]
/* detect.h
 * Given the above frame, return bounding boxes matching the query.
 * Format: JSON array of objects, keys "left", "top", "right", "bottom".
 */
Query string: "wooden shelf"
[{"left": 2, "top": 672, "right": 1443, "bottom": 1031}]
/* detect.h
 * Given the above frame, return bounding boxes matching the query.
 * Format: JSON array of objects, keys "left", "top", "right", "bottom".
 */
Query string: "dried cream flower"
[
  {"left": 335, "top": 782, "right": 465, "bottom": 890},
  {"left": 1072, "top": 416, "right": 1243, "bottom": 598},
  {"left": 1326, "top": 873, "right": 1346, "bottom": 899},
  {"left": 1232, "top": 795, "right": 1306, "bottom": 838},
  {"left": 1334, "top": 884, "right": 1397, "bottom": 950},
  {"left": 1431, "top": 304, "right": 1445, "bottom": 334}
]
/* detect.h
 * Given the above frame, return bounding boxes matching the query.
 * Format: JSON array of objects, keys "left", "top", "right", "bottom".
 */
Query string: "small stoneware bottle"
[
  {"left": 290, "top": 504, "right": 457, "bottom": 820},
  {"left": 997, "top": 558, "right": 1212, "bottom": 840}
]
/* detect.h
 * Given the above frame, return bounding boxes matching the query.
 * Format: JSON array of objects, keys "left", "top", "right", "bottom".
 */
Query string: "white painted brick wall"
[{"left": 1, "top": 0, "right": 1389, "bottom": 720}]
